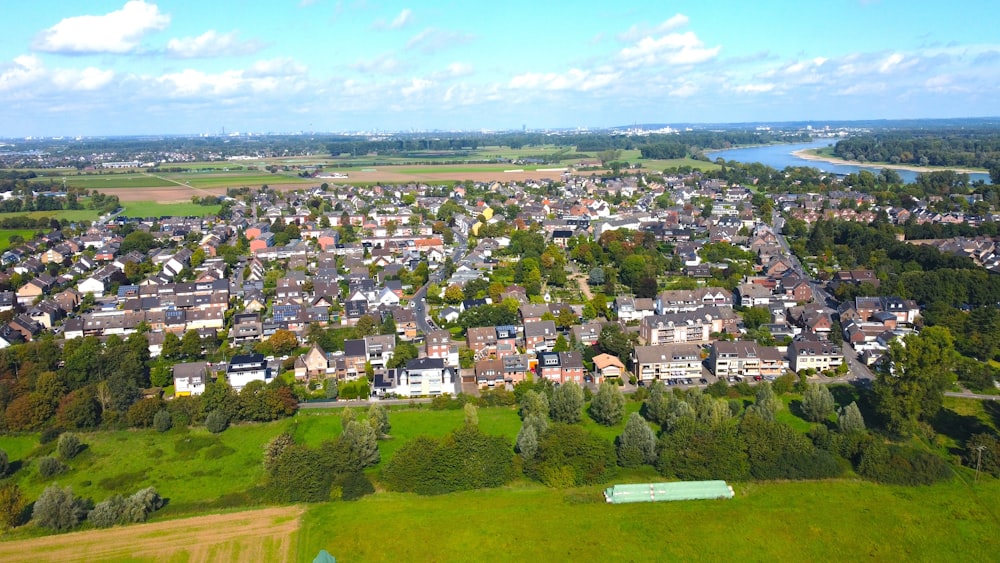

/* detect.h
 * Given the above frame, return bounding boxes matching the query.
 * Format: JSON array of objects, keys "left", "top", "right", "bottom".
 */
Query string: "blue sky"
[{"left": 1, "top": 0, "right": 999, "bottom": 136}]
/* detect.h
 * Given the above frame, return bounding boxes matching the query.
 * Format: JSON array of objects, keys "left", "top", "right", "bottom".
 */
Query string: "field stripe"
[{"left": 0, "top": 506, "right": 303, "bottom": 563}]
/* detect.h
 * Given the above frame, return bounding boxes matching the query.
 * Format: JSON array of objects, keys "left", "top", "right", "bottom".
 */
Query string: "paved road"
[
  {"left": 945, "top": 391, "right": 1000, "bottom": 400},
  {"left": 412, "top": 230, "right": 468, "bottom": 334}
]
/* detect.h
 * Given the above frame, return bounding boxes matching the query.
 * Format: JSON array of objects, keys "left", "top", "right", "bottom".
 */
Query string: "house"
[
  {"left": 382, "top": 357, "right": 457, "bottom": 397},
  {"left": 425, "top": 329, "right": 454, "bottom": 362},
  {"left": 613, "top": 296, "right": 655, "bottom": 322},
  {"left": 226, "top": 353, "right": 271, "bottom": 390},
  {"left": 296, "top": 343, "right": 330, "bottom": 380},
  {"left": 474, "top": 358, "right": 505, "bottom": 388},
  {"left": 592, "top": 353, "right": 626, "bottom": 384},
  {"left": 523, "top": 320, "right": 558, "bottom": 352},
  {"left": 708, "top": 341, "right": 785, "bottom": 379},
  {"left": 655, "top": 288, "right": 733, "bottom": 314},
  {"left": 788, "top": 336, "right": 844, "bottom": 373},
  {"left": 535, "top": 351, "right": 585, "bottom": 384},
  {"left": 364, "top": 333, "right": 396, "bottom": 369},
  {"left": 632, "top": 344, "right": 703, "bottom": 383},
  {"left": 173, "top": 362, "right": 209, "bottom": 396},
  {"left": 502, "top": 354, "right": 532, "bottom": 384},
  {"left": 467, "top": 326, "right": 497, "bottom": 358}
]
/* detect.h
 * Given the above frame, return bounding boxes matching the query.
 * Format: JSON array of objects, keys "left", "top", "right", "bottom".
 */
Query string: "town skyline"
[{"left": 2, "top": 0, "right": 1000, "bottom": 137}]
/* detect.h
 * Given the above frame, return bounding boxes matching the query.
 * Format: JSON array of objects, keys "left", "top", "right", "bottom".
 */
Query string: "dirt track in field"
[
  {"left": 0, "top": 506, "right": 303, "bottom": 563},
  {"left": 100, "top": 168, "right": 601, "bottom": 202}
]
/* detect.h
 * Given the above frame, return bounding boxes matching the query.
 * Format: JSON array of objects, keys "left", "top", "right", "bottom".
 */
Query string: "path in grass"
[{"left": 0, "top": 506, "right": 303, "bottom": 563}]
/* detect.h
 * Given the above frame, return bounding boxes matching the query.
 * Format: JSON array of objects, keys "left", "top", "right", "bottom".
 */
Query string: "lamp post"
[{"left": 974, "top": 445, "right": 986, "bottom": 483}]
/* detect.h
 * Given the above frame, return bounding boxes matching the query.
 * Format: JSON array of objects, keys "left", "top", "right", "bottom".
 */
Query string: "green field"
[
  {"left": 0, "top": 229, "right": 37, "bottom": 252},
  {"left": 1, "top": 395, "right": 999, "bottom": 559},
  {"left": 0, "top": 209, "right": 100, "bottom": 223},
  {"left": 32, "top": 174, "right": 175, "bottom": 189},
  {"left": 120, "top": 200, "right": 222, "bottom": 218},
  {"left": 297, "top": 478, "right": 1000, "bottom": 561}
]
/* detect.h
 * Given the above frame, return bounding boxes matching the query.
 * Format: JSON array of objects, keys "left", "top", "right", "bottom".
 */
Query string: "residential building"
[{"left": 631, "top": 344, "right": 703, "bottom": 382}]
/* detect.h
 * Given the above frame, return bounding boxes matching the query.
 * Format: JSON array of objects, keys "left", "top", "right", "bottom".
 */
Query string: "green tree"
[
  {"left": 516, "top": 421, "right": 539, "bottom": 459},
  {"left": 0, "top": 483, "right": 26, "bottom": 531},
  {"left": 518, "top": 390, "right": 549, "bottom": 420},
  {"left": 837, "top": 401, "right": 866, "bottom": 433},
  {"left": 205, "top": 409, "right": 229, "bottom": 433},
  {"left": 617, "top": 412, "right": 658, "bottom": 467},
  {"left": 742, "top": 306, "right": 770, "bottom": 330},
  {"left": 0, "top": 449, "right": 7, "bottom": 478},
  {"left": 549, "top": 381, "right": 584, "bottom": 424},
  {"left": 463, "top": 402, "right": 479, "bottom": 427},
  {"left": 153, "top": 409, "right": 172, "bottom": 432},
  {"left": 747, "top": 381, "right": 779, "bottom": 421},
  {"left": 552, "top": 334, "right": 569, "bottom": 353},
  {"left": 597, "top": 323, "right": 637, "bottom": 359},
  {"left": 180, "top": 329, "right": 202, "bottom": 359},
  {"left": 339, "top": 420, "right": 380, "bottom": 471},
  {"left": 387, "top": 342, "right": 418, "bottom": 369},
  {"left": 368, "top": 403, "right": 391, "bottom": 439},
  {"left": 589, "top": 382, "right": 625, "bottom": 426},
  {"left": 268, "top": 329, "right": 299, "bottom": 356},
  {"left": 875, "top": 326, "right": 957, "bottom": 435},
  {"left": 161, "top": 332, "right": 181, "bottom": 360},
  {"left": 33, "top": 485, "right": 88, "bottom": 531},
  {"left": 801, "top": 383, "right": 836, "bottom": 422}
]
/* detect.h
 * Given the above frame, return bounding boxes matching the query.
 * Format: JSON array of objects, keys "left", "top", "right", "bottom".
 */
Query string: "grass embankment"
[{"left": 0, "top": 229, "right": 38, "bottom": 252}]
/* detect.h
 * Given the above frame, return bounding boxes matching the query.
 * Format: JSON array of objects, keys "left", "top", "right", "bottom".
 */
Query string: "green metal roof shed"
[{"left": 604, "top": 481, "right": 735, "bottom": 504}]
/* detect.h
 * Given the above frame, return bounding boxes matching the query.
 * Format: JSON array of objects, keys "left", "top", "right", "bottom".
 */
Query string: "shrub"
[
  {"left": 38, "top": 456, "right": 66, "bottom": 478},
  {"left": 368, "top": 403, "right": 391, "bottom": 439},
  {"left": 616, "top": 412, "right": 657, "bottom": 468},
  {"left": 153, "top": 410, "right": 173, "bottom": 432},
  {"left": 267, "top": 445, "right": 336, "bottom": 503},
  {"left": 324, "top": 379, "right": 339, "bottom": 400},
  {"left": 127, "top": 397, "right": 165, "bottom": 428},
  {"left": 40, "top": 427, "right": 62, "bottom": 444},
  {"left": 0, "top": 449, "right": 8, "bottom": 478},
  {"left": 205, "top": 409, "right": 229, "bottom": 433},
  {"left": 858, "top": 442, "right": 953, "bottom": 485},
  {"left": 263, "top": 433, "right": 296, "bottom": 472},
  {"left": 33, "top": 485, "right": 89, "bottom": 531},
  {"left": 382, "top": 427, "right": 514, "bottom": 495},
  {"left": 88, "top": 494, "right": 126, "bottom": 528},
  {"left": 121, "top": 487, "right": 164, "bottom": 523},
  {"left": 549, "top": 382, "right": 584, "bottom": 424},
  {"left": 340, "top": 471, "right": 375, "bottom": 501},
  {"left": 58, "top": 433, "right": 83, "bottom": 460},
  {"left": 526, "top": 424, "right": 617, "bottom": 487},
  {"left": 0, "top": 483, "right": 27, "bottom": 531}
]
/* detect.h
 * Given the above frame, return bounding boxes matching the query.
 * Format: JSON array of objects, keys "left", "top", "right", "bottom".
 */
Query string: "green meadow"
[
  {"left": 119, "top": 201, "right": 222, "bottom": 218},
  {"left": 0, "top": 229, "right": 38, "bottom": 252}
]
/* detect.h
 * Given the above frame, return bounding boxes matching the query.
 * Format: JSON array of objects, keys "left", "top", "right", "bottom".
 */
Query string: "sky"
[{"left": 1, "top": 0, "right": 999, "bottom": 137}]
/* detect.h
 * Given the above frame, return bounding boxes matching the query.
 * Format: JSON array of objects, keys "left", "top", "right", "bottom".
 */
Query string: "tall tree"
[
  {"left": 617, "top": 412, "right": 657, "bottom": 467},
  {"left": 801, "top": 383, "right": 835, "bottom": 422},
  {"left": 549, "top": 381, "right": 584, "bottom": 424},
  {"left": 589, "top": 382, "right": 625, "bottom": 426},
  {"left": 875, "top": 326, "right": 957, "bottom": 435},
  {"left": 837, "top": 401, "right": 866, "bottom": 433}
]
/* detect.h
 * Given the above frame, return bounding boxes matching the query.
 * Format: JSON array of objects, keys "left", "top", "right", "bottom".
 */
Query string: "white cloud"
[
  {"left": 350, "top": 54, "right": 406, "bottom": 75},
  {"left": 406, "top": 28, "right": 474, "bottom": 54},
  {"left": 508, "top": 68, "right": 620, "bottom": 92},
  {"left": 166, "top": 30, "right": 264, "bottom": 58},
  {"left": 156, "top": 58, "right": 307, "bottom": 98},
  {"left": 619, "top": 31, "right": 721, "bottom": 68},
  {"left": 401, "top": 78, "right": 433, "bottom": 97},
  {"left": 33, "top": 0, "right": 169, "bottom": 54},
  {"left": 373, "top": 8, "right": 414, "bottom": 30},
  {"left": 52, "top": 67, "right": 115, "bottom": 91},
  {"left": 618, "top": 14, "right": 690, "bottom": 42},
  {"left": 0, "top": 56, "right": 46, "bottom": 91},
  {"left": 668, "top": 81, "right": 698, "bottom": 97},
  {"left": 733, "top": 83, "right": 775, "bottom": 94},
  {"left": 445, "top": 62, "right": 473, "bottom": 77},
  {"left": 390, "top": 9, "right": 413, "bottom": 29},
  {"left": 879, "top": 52, "right": 904, "bottom": 73}
]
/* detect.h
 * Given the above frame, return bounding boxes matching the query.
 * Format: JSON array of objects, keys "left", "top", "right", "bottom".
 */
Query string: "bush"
[
  {"left": 858, "top": 442, "right": 953, "bottom": 485},
  {"left": 205, "top": 409, "right": 229, "bottom": 433},
  {"left": 88, "top": 494, "right": 126, "bottom": 528},
  {"left": 127, "top": 398, "right": 164, "bottom": 428},
  {"left": 267, "top": 445, "right": 336, "bottom": 503},
  {"left": 324, "top": 379, "right": 339, "bottom": 400},
  {"left": 382, "top": 426, "right": 515, "bottom": 495},
  {"left": 40, "top": 427, "right": 62, "bottom": 444},
  {"left": 153, "top": 410, "right": 173, "bottom": 432},
  {"left": 58, "top": 433, "right": 83, "bottom": 460},
  {"left": 0, "top": 483, "right": 27, "bottom": 531},
  {"left": 38, "top": 456, "right": 66, "bottom": 478},
  {"left": 340, "top": 471, "right": 375, "bottom": 501},
  {"left": 0, "top": 449, "right": 7, "bottom": 478},
  {"left": 589, "top": 382, "right": 625, "bottom": 426},
  {"left": 121, "top": 487, "right": 164, "bottom": 523},
  {"left": 33, "top": 485, "right": 89, "bottom": 531},
  {"left": 263, "top": 433, "right": 296, "bottom": 472},
  {"left": 525, "top": 424, "right": 617, "bottom": 487}
]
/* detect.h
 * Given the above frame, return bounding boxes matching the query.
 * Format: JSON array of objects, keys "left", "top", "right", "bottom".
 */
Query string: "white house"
[
  {"left": 77, "top": 276, "right": 106, "bottom": 296},
  {"left": 173, "top": 362, "right": 209, "bottom": 396},
  {"left": 226, "top": 353, "right": 271, "bottom": 390},
  {"left": 379, "top": 357, "right": 456, "bottom": 397}
]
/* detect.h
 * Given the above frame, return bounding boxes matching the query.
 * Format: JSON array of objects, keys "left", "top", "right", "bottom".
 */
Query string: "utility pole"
[{"left": 974, "top": 445, "right": 986, "bottom": 482}]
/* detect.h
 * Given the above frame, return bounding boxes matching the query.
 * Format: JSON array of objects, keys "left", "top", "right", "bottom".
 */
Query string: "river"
[{"left": 708, "top": 139, "right": 992, "bottom": 184}]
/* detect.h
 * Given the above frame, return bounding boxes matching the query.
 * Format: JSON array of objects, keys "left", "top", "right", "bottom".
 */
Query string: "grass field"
[
  {"left": 120, "top": 200, "right": 222, "bottom": 218},
  {"left": 0, "top": 506, "right": 302, "bottom": 563},
  {"left": 0, "top": 229, "right": 38, "bottom": 252},
  {"left": 2, "top": 395, "right": 999, "bottom": 560},
  {"left": 34, "top": 174, "right": 175, "bottom": 189},
  {"left": 0, "top": 209, "right": 100, "bottom": 224},
  {"left": 295, "top": 478, "right": 1000, "bottom": 561}
]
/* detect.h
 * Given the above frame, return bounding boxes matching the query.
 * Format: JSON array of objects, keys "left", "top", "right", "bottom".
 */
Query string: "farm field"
[
  {"left": 0, "top": 506, "right": 302, "bottom": 563},
  {"left": 119, "top": 200, "right": 222, "bottom": 218},
  {"left": 0, "top": 209, "right": 100, "bottom": 223}
]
